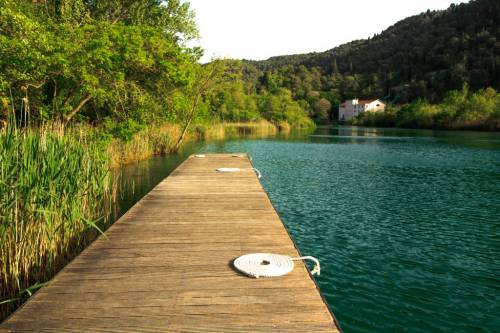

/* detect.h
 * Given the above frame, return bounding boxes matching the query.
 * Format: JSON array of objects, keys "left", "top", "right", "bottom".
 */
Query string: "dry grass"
[
  {"left": 107, "top": 121, "right": 285, "bottom": 168},
  {"left": 107, "top": 123, "right": 185, "bottom": 168},
  {"left": 277, "top": 121, "right": 291, "bottom": 133},
  {"left": 198, "top": 120, "right": 279, "bottom": 141}
]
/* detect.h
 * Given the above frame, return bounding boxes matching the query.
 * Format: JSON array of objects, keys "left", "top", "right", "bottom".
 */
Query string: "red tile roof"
[
  {"left": 358, "top": 99, "right": 377, "bottom": 104},
  {"left": 340, "top": 99, "right": 386, "bottom": 107}
]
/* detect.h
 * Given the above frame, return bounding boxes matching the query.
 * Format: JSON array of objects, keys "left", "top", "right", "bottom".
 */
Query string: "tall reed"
[
  {"left": 0, "top": 125, "right": 112, "bottom": 319},
  {"left": 107, "top": 123, "right": 184, "bottom": 168},
  {"left": 198, "top": 120, "right": 279, "bottom": 141}
]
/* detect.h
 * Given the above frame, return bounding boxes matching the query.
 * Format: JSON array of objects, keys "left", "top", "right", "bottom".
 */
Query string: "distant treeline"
[{"left": 243, "top": 0, "right": 499, "bottom": 121}]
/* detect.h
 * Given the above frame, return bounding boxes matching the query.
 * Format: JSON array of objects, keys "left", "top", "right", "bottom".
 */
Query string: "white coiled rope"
[
  {"left": 252, "top": 168, "right": 262, "bottom": 179},
  {"left": 233, "top": 253, "right": 320, "bottom": 278},
  {"left": 216, "top": 167, "right": 262, "bottom": 179},
  {"left": 216, "top": 167, "right": 240, "bottom": 172},
  {"left": 195, "top": 154, "right": 252, "bottom": 161}
]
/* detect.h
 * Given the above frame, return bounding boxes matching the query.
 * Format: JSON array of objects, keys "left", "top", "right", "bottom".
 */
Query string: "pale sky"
[{"left": 187, "top": 0, "right": 467, "bottom": 63}]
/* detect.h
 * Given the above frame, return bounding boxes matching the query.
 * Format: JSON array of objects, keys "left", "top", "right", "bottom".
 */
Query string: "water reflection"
[
  {"left": 309, "top": 126, "right": 500, "bottom": 151},
  {"left": 109, "top": 141, "right": 202, "bottom": 222}
]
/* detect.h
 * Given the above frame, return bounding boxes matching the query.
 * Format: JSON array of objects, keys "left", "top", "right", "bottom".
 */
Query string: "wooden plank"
[{"left": 0, "top": 154, "right": 341, "bottom": 332}]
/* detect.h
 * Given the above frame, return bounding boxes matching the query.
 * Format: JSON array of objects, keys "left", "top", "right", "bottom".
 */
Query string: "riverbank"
[
  {"left": 106, "top": 120, "right": 283, "bottom": 167},
  {"left": 0, "top": 119, "right": 299, "bottom": 321},
  {"left": 352, "top": 87, "right": 500, "bottom": 131}
]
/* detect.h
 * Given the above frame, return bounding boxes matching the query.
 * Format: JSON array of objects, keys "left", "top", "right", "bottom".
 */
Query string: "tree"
[
  {"left": 313, "top": 98, "right": 331, "bottom": 123},
  {"left": 0, "top": 0, "right": 199, "bottom": 126},
  {"left": 331, "top": 58, "right": 339, "bottom": 74},
  {"left": 173, "top": 60, "right": 228, "bottom": 151},
  {"left": 86, "top": 0, "right": 198, "bottom": 40},
  {"left": 41, "top": 0, "right": 198, "bottom": 41}
]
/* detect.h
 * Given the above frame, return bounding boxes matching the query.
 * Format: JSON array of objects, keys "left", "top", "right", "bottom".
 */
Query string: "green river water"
[{"left": 114, "top": 126, "right": 500, "bottom": 333}]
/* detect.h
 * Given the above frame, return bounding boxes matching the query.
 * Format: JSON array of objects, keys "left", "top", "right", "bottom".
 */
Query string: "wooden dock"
[{"left": 1, "top": 154, "right": 341, "bottom": 332}]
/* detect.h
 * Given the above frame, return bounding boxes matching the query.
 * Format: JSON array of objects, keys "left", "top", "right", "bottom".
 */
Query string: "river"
[{"left": 112, "top": 126, "right": 500, "bottom": 333}]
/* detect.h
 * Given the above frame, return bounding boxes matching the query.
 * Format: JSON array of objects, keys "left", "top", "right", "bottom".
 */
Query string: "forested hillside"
[{"left": 245, "top": 0, "right": 499, "bottom": 120}]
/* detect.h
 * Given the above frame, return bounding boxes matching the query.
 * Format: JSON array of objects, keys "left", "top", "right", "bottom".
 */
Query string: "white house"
[{"left": 339, "top": 98, "right": 386, "bottom": 121}]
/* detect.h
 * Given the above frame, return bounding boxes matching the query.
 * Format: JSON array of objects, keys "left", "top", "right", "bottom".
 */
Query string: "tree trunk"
[
  {"left": 62, "top": 86, "right": 78, "bottom": 107},
  {"left": 173, "top": 93, "right": 202, "bottom": 152},
  {"left": 63, "top": 94, "right": 92, "bottom": 125},
  {"left": 172, "top": 64, "right": 221, "bottom": 152}
]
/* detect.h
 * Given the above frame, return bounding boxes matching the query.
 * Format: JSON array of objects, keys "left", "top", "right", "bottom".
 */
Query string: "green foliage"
[
  {"left": 203, "top": 61, "right": 259, "bottom": 122},
  {"left": 0, "top": 0, "right": 316, "bottom": 131},
  {"left": 104, "top": 118, "right": 145, "bottom": 142},
  {"left": 198, "top": 60, "right": 314, "bottom": 128},
  {"left": 0, "top": 0, "right": 200, "bottom": 126},
  {"left": 354, "top": 87, "right": 500, "bottom": 130},
  {"left": 85, "top": 0, "right": 199, "bottom": 40},
  {"left": 257, "top": 89, "right": 315, "bottom": 129},
  {"left": 312, "top": 98, "right": 332, "bottom": 123}
]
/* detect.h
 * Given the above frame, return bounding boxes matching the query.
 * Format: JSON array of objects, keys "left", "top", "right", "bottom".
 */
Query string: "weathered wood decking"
[{"left": 1, "top": 154, "right": 341, "bottom": 332}]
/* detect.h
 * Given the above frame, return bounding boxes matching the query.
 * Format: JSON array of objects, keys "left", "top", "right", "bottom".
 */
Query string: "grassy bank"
[
  {"left": 353, "top": 87, "right": 500, "bottom": 130},
  {"left": 106, "top": 123, "right": 184, "bottom": 168},
  {"left": 104, "top": 120, "right": 282, "bottom": 167}
]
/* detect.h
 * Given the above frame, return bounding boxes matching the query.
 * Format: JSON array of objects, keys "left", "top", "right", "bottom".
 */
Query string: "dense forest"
[{"left": 244, "top": 0, "right": 499, "bottom": 121}]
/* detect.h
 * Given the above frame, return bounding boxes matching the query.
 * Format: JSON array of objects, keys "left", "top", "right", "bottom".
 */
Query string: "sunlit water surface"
[{"left": 115, "top": 126, "right": 500, "bottom": 333}]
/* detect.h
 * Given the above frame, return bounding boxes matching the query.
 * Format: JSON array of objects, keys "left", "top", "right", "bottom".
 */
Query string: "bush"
[{"left": 104, "top": 118, "right": 146, "bottom": 142}]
